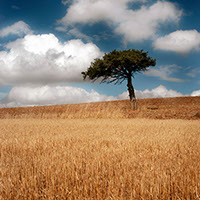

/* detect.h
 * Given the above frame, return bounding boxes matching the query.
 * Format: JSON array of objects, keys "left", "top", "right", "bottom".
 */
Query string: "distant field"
[
  {"left": 0, "top": 96, "right": 200, "bottom": 120},
  {"left": 0, "top": 118, "right": 200, "bottom": 199}
]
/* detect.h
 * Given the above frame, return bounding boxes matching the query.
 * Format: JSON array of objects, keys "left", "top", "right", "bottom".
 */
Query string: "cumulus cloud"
[
  {"left": 0, "top": 33, "right": 103, "bottom": 85},
  {"left": 1, "top": 84, "right": 199, "bottom": 108},
  {"left": 143, "top": 64, "right": 184, "bottom": 82},
  {"left": 191, "top": 90, "right": 200, "bottom": 97},
  {"left": 118, "top": 85, "right": 184, "bottom": 99},
  {"left": 0, "top": 21, "right": 33, "bottom": 38},
  {"left": 58, "top": 0, "right": 182, "bottom": 42},
  {"left": 114, "top": 1, "right": 181, "bottom": 42},
  {"left": 153, "top": 30, "right": 200, "bottom": 53},
  {"left": 0, "top": 85, "right": 116, "bottom": 107},
  {"left": 0, "top": 84, "right": 188, "bottom": 108}
]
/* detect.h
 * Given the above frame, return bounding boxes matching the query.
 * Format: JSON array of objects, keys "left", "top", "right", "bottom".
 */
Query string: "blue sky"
[{"left": 0, "top": 0, "right": 199, "bottom": 107}]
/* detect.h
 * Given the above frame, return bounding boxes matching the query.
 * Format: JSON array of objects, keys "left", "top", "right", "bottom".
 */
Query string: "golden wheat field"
[{"left": 0, "top": 117, "right": 200, "bottom": 199}]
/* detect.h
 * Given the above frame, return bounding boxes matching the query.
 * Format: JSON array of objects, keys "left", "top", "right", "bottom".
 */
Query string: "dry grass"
[
  {"left": 0, "top": 96, "right": 200, "bottom": 120},
  {"left": 1, "top": 118, "right": 200, "bottom": 199}
]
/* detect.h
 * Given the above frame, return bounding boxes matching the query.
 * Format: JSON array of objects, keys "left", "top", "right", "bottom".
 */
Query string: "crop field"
[{"left": 1, "top": 118, "right": 200, "bottom": 199}]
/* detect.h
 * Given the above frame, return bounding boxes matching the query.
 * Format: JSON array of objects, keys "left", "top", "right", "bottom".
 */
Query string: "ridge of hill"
[{"left": 0, "top": 96, "right": 200, "bottom": 120}]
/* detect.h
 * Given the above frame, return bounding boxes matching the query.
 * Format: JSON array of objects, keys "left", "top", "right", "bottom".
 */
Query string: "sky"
[{"left": 0, "top": 0, "right": 199, "bottom": 107}]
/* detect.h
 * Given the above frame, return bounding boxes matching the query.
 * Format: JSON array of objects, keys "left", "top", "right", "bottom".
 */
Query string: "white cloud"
[
  {"left": 191, "top": 90, "right": 200, "bottom": 97},
  {"left": 118, "top": 85, "right": 184, "bottom": 99},
  {"left": 186, "top": 67, "right": 200, "bottom": 78},
  {"left": 62, "top": 0, "right": 71, "bottom": 5},
  {"left": 0, "top": 85, "right": 116, "bottom": 107},
  {"left": 68, "top": 28, "right": 92, "bottom": 41},
  {"left": 1, "top": 84, "right": 199, "bottom": 108},
  {"left": 0, "top": 21, "right": 33, "bottom": 38},
  {"left": 55, "top": 26, "right": 67, "bottom": 32},
  {"left": 58, "top": 0, "right": 182, "bottom": 42},
  {"left": 0, "top": 33, "right": 103, "bottom": 85},
  {"left": 115, "top": 1, "right": 181, "bottom": 42},
  {"left": 59, "top": 0, "right": 129, "bottom": 25},
  {"left": 144, "top": 64, "right": 184, "bottom": 82},
  {"left": 153, "top": 30, "right": 200, "bottom": 53}
]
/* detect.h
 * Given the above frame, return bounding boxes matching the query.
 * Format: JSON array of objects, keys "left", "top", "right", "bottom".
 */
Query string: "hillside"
[{"left": 0, "top": 96, "right": 200, "bottom": 120}]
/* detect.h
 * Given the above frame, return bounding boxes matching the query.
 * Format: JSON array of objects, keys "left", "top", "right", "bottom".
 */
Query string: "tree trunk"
[{"left": 127, "top": 76, "right": 136, "bottom": 110}]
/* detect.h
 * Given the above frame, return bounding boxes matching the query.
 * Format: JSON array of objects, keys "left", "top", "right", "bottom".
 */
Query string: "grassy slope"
[{"left": 0, "top": 96, "right": 200, "bottom": 120}]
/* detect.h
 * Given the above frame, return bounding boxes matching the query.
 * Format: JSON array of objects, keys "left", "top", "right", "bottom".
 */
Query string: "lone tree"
[{"left": 82, "top": 49, "right": 156, "bottom": 109}]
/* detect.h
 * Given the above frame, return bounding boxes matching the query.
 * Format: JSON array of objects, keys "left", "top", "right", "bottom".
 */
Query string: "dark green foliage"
[
  {"left": 82, "top": 49, "right": 156, "bottom": 84},
  {"left": 82, "top": 49, "right": 156, "bottom": 109}
]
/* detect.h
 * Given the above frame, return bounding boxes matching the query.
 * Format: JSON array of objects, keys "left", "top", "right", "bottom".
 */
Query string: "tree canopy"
[{"left": 82, "top": 49, "right": 156, "bottom": 109}]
